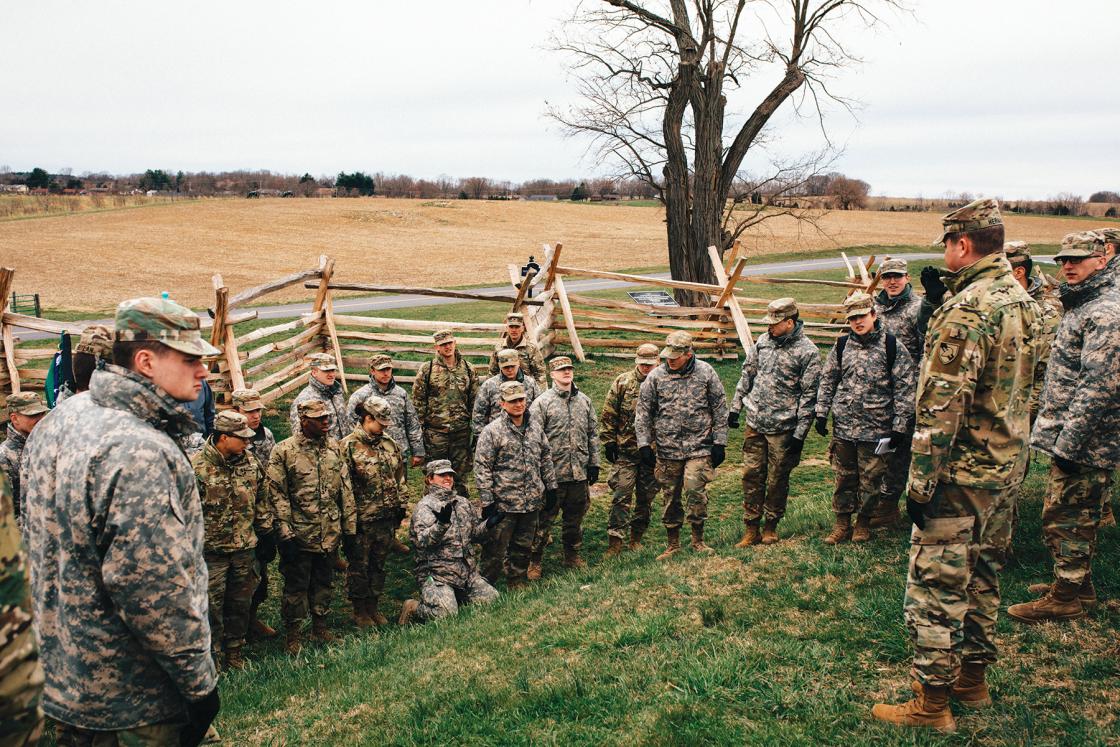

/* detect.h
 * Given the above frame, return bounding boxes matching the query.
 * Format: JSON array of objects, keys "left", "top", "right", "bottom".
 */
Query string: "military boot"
[
  {"left": 224, "top": 646, "right": 246, "bottom": 671},
  {"left": 352, "top": 599, "right": 374, "bottom": 629},
  {"left": 690, "top": 524, "right": 714, "bottom": 554},
  {"left": 604, "top": 536, "right": 624, "bottom": 559},
  {"left": 823, "top": 514, "right": 852, "bottom": 545},
  {"left": 734, "top": 522, "right": 761, "bottom": 548},
  {"left": 310, "top": 615, "right": 336, "bottom": 643},
  {"left": 1102, "top": 499, "right": 1116, "bottom": 527},
  {"left": 1008, "top": 579, "right": 1086, "bottom": 623},
  {"left": 527, "top": 551, "right": 544, "bottom": 581},
  {"left": 284, "top": 629, "right": 303, "bottom": 656},
  {"left": 869, "top": 501, "right": 901, "bottom": 529},
  {"left": 368, "top": 599, "right": 389, "bottom": 627},
  {"left": 851, "top": 515, "right": 872, "bottom": 543},
  {"left": 656, "top": 527, "right": 681, "bottom": 561},
  {"left": 249, "top": 615, "right": 278, "bottom": 640},
  {"left": 952, "top": 662, "right": 992, "bottom": 708},
  {"left": 398, "top": 599, "right": 419, "bottom": 625},
  {"left": 563, "top": 547, "right": 586, "bottom": 569},
  {"left": 629, "top": 527, "right": 645, "bottom": 551},
  {"left": 1027, "top": 577, "right": 1097, "bottom": 609},
  {"left": 760, "top": 519, "right": 780, "bottom": 545},
  {"left": 332, "top": 550, "right": 349, "bottom": 572},
  {"left": 872, "top": 683, "right": 956, "bottom": 733}
]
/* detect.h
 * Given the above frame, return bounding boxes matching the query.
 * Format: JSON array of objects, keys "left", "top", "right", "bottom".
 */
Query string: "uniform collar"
[
  {"left": 942, "top": 253, "right": 1012, "bottom": 295},
  {"left": 89, "top": 364, "right": 197, "bottom": 440},
  {"left": 875, "top": 283, "right": 913, "bottom": 308},
  {"left": 1059, "top": 266, "right": 1113, "bottom": 310}
]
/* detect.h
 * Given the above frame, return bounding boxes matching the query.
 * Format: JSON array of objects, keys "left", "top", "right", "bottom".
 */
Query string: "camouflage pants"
[
  {"left": 250, "top": 535, "right": 277, "bottom": 619},
  {"left": 740, "top": 426, "right": 801, "bottom": 523},
  {"left": 905, "top": 482, "right": 1013, "bottom": 687},
  {"left": 481, "top": 510, "right": 539, "bottom": 583},
  {"left": 879, "top": 433, "right": 913, "bottom": 504},
  {"left": 279, "top": 550, "right": 335, "bottom": 627},
  {"left": 53, "top": 720, "right": 182, "bottom": 746},
  {"left": 656, "top": 457, "right": 714, "bottom": 530},
  {"left": 829, "top": 439, "right": 887, "bottom": 518},
  {"left": 606, "top": 457, "right": 658, "bottom": 539},
  {"left": 532, "top": 480, "right": 590, "bottom": 555},
  {"left": 1041, "top": 463, "right": 1112, "bottom": 586},
  {"left": 205, "top": 548, "right": 259, "bottom": 654},
  {"left": 346, "top": 517, "right": 396, "bottom": 603},
  {"left": 424, "top": 429, "right": 472, "bottom": 497},
  {"left": 417, "top": 573, "right": 498, "bottom": 622},
  {"left": 1, "top": 718, "right": 42, "bottom": 747}
]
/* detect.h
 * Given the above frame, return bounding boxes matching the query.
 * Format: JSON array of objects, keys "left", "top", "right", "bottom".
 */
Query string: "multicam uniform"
[
  {"left": 1025, "top": 275, "right": 1062, "bottom": 422},
  {"left": 472, "top": 372, "right": 540, "bottom": 437},
  {"left": 346, "top": 377, "right": 425, "bottom": 462},
  {"left": 0, "top": 424, "right": 27, "bottom": 516},
  {"left": 413, "top": 354, "right": 479, "bottom": 496},
  {"left": 487, "top": 335, "right": 547, "bottom": 387},
  {"left": 600, "top": 366, "right": 659, "bottom": 541},
  {"left": 289, "top": 376, "right": 349, "bottom": 441}
]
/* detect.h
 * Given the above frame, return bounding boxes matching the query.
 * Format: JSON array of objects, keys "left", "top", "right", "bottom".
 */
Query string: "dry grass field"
[{"left": 0, "top": 197, "right": 1106, "bottom": 311}]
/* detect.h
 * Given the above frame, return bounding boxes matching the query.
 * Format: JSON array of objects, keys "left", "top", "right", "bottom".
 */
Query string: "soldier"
[
  {"left": 1008, "top": 232, "right": 1120, "bottom": 624},
  {"left": 487, "top": 312, "right": 547, "bottom": 386},
  {"left": 475, "top": 380, "right": 557, "bottom": 589},
  {"left": 1004, "top": 241, "right": 1062, "bottom": 425},
  {"left": 346, "top": 353, "right": 425, "bottom": 469},
  {"left": 289, "top": 352, "right": 348, "bottom": 440},
  {"left": 398, "top": 460, "right": 501, "bottom": 625},
  {"left": 472, "top": 348, "right": 541, "bottom": 437},
  {"left": 55, "top": 324, "right": 113, "bottom": 404},
  {"left": 872, "top": 198, "right": 1040, "bottom": 732},
  {"left": 412, "top": 330, "right": 479, "bottom": 497},
  {"left": 0, "top": 472, "right": 44, "bottom": 747},
  {"left": 0, "top": 393, "right": 48, "bottom": 518},
  {"left": 528, "top": 357, "right": 600, "bottom": 576},
  {"left": 600, "top": 343, "right": 661, "bottom": 556},
  {"left": 268, "top": 399, "right": 357, "bottom": 655},
  {"left": 815, "top": 292, "right": 915, "bottom": 544},
  {"left": 192, "top": 411, "right": 273, "bottom": 671},
  {"left": 340, "top": 396, "right": 409, "bottom": 628},
  {"left": 1093, "top": 227, "right": 1119, "bottom": 288},
  {"left": 635, "top": 331, "right": 729, "bottom": 560},
  {"left": 21, "top": 297, "right": 220, "bottom": 745},
  {"left": 727, "top": 298, "right": 821, "bottom": 546}
]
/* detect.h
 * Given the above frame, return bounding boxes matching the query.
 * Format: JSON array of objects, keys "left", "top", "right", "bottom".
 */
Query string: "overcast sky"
[{"left": 2, "top": 1, "right": 1116, "bottom": 199}]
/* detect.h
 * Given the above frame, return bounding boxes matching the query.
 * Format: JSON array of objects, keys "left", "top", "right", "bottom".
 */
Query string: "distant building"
[
  {"left": 526, "top": 194, "right": 559, "bottom": 202},
  {"left": 0, "top": 184, "right": 29, "bottom": 194}
]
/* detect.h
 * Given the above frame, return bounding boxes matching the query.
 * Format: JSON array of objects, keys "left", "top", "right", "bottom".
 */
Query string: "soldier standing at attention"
[
  {"left": 413, "top": 330, "right": 479, "bottom": 497},
  {"left": 1008, "top": 232, "right": 1120, "bottom": 624},
  {"left": 472, "top": 348, "right": 541, "bottom": 438},
  {"left": 268, "top": 399, "right": 357, "bottom": 655},
  {"left": 487, "top": 312, "right": 547, "bottom": 386},
  {"left": 21, "top": 297, "right": 221, "bottom": 746},
  {"left": 872, "top": 198, "right": 1039, "bottom": 733},
  {"left": 635, "top": 331, "right": 729, "bottom": 560},
  {"left": 528, "top": 357, "right": 600, "bottom": 576},
  {"left": 727, "top": 298, "right": 821, "bottom": 546},
  {"left": 815, "top": 292, "right": 915, "bottom": 544},
  {"left": 192, "top": 411, "right": 273, "bottom": 671},
  {"left": 346, "top": 353, "right": 425, "bottom": 470},
  {"left": 289, "top": 353, "right": 348, "bottom": 440},
  {"left": 600, "top": 343, "right": 661, "bottom": 556},
  {"left": 0, "top": 393, "right": 49, "bottom": 519}
]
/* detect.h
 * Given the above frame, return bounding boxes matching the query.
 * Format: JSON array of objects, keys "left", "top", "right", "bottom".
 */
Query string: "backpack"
[{"left": 836, "top": 332, "right": 897, "bottom": 387}]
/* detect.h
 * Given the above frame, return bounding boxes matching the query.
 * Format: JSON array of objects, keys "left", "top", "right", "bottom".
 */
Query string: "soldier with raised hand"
[
  {"left": 289, "top": 352, "right": 348, "bottom": 441},
  {"left": 474, "top": 380, "right": 557, "bottom": 590},
  {"left": 0, "top": 393, "right": 49, "bottom": 519},
  {"left": 727, "top": 298, "right": 821, "bottom": 546},
  {"left": 600, "top": 343, "right": 661, "bottom": 556},
  {"left": 472, "top": 348, "right": 541, "bottom": 437},
  {"left": 1004, "top": 242, "right": 1062, "bottom": 425},
  {"left": 1008, "top": 232, "right": 1120, "bottom": 624},
  {"left": 192, "top": 411, "right": 273, "bottom": 671},
  {"left": 528, "top": 357, "right": 600, "bottom": 576},
  {"left": 487, "top": 312, "right": 547, "bottom": 387},
  {"left": 346, "top": 353, "right": 425, "bottom": 470},
  {"left": 21, "top": 296, "right": 220, "bottom": 746},
  {"left": 340, "top": 396, "right": 409, "bottom": 628},
  {"left": 268, "top": 399, "right": 357, "bottom": 655},
  {"left": 635, "top": 331, "right": 729, "bottom": 560},
  {"left": 413, "top": 330, "right": 479, "bottom": 497},
  {"left": 872, "top": 198, "right": 1040, "bottom": 733}
]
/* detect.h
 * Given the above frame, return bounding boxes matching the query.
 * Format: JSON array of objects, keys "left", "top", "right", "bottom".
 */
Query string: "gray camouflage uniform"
[
  {"left": 874, "top": 285, "right": 925, "bottom": 506},
  {"left": 289, "top": 376, "right": 349, "bottom": 441},
  {"left": 346, "top": 377, "right": 425, "bottom": 461},
  {"left": 0, "top": 424, "right": 26, "bottom": 516},
  {"left": 248, "top": 425, "right": 277, "bottom": 468},
  {"left": 472, "top": 372, "right": 540, "bottom": 437}
]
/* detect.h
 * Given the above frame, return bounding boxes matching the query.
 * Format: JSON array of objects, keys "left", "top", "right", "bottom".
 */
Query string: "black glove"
[
  {"left": 906, "top": 496, "right": 927, "bottom": 530},
  {"left": 277, "top": 538, "right": 300, "bottom": 564},
  {"left": 639, "top": 445, "right": 656, "bottom": 467},
  {"left": 1053, "top": 455, "right": 1084, "bottom": 474},
  {"left": 710, "top": 444, "right": 726, "bottom": 468},
  {"left": 484, "top": 509, "right": 506, "bottom": 530},
  {"left": 727, "top": 411, "right": 740, "bottom": 429},
  {"left": 815, "top": 417, "right": 828, "bottom": 437},
  {"left": 393, "top": 506, "right": 407, "bottom": 524},
  {"left": 604, "top": 443, "right": 618, "bottom": 464},
  {"left": 889, "top": 431, "right": 908, "bottom": 450},
  {"left": 791, "top": 435, "right": 806, "bottom": 459},
  {"left": 920, "top": 266, "right": 948, "bottom": 306},
  {"left": 587, "top": 465, "right": 600, "bottom": 484},
  {"left": 481, "top": 502, "right": 498, "bottom": 520},
  {"left": 254, "top": 530, "right": 277, "bottom": 562},
  {"left": 544, "top": 488, "right": 559, "bottom": 512},
  {"left": 435, "top": 501, "right": 454, "bottom": 524},
  {"left": 180, "top": 687, "right": 220, "bottom": 747},
  {"left": 341, "top": 533, "right": 360, "bottom": 560}
]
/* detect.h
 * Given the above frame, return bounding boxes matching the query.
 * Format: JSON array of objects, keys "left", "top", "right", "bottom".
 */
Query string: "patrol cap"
[
  {"left": 75, "top": 325, "right": 113, "bottom": 358},
  {"left": 6, "top": 392, "right": 48, "bottom": 417},
  {"left": 496, "top": 348, "right": 520, "bottom": 366},
  {"left": 660, "top": 330, "right": 693, "bottom": 360},
  {"left": 932, "top": 198, "right": 1003, "bottom": 246},
  {"left": 114, "top": 297, "right": 221, "bottom": 356},
  {"left": 306, "top": 353, "right": 337, "bottom": 371},
  {"left": 297, "top": 399, "right": 331, "bottom": 418},
  {"left": 357, "top": 395, "right": 394, "bottom": 425},
  {"left": 231, "top": 388, "right": 264, "bottom": 411},
  {"left": 549, "top": 356, "right": 574, "bottom": 371},
  {"left": 761, "top": 297, "right": 798, "bottom": 325},
  {"left": 1094, "top": 227, "right": 1120, "bottom": 246},
  {"left": 499, "top": 380, "right": 528, "bottom": 401},
  {"left": 433, "top": 329, "right": 456, "bottom": 344},
  {"left": 213, "top": 410, "right": 256, "bottom": 438},
  {"left": 878, "top": 257, "right": 908, "bottom": 276},
  {"left": 425, "top": 459, "right": 456, "bottom": 476},
  {"left": 634, "top": 343, "right": 659, "bottom": 366},
  {"left": 1054, "top": 231, "right": 1106, "bottom": 260},
  {"left": 1003, "top": 240, "right": 1031, "bottom": 266},
  {"left": 368, "top": 353, "right": 393, "bottom": 371},
  {"left": 505, "top": 312, "right": 525, "bottom": 327},
  {"left": 843, "top": 291, "right": 874, "bottom": 319}
]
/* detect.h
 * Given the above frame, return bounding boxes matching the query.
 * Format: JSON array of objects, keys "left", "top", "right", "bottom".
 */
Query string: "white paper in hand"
[{"left": 875, "top": 437, "right": 894, "bottom": 455}]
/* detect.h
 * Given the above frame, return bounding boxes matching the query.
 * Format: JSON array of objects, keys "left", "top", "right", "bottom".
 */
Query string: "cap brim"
[
  {"left": 231, "top": 427, "right": 256, "bottom": 438},
  {"left": 372, "top": 364, "right": 392, "bottom": 370},
  {"left": 760, "top": 315, "right": 780, "bottom": 325},
  {"left": 237, "top": 403, "right": 264, "bottom": 411},
  {"left": 376, "top": 416, "right": 394, "bottom": 425},
  {"left": 501, "top": 395, "right": 528, "bottom": 402},
  {"left": 163, "top": 338, "right": 222, "bottom": 357},
  {"left": 931, "top": 232, "right": 948, "bottom": 247},
  {"left": 660, "top": 346, "right": 687, "bottom": 359},
  {"left": 433, "top": 468, "right": 456, "bottom": 476},
  {"left": 635, "top": 357, "right": 658, "bottom": 365},
  {"left": 18, "top": 405, "right": 50, "bottom": 416}
]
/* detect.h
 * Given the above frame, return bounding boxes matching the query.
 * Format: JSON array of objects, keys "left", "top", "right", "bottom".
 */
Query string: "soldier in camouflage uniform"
[
  {"left": 413, "top": 330, "right": 479, "bottom": 497},
  {"left": 192, "top": 411, "right": 273, "bottom": 671},
  {"left": 55, "top": 324, "right": 113, "bottom": 404},
  {"left": 873, "top": 199, "right": 1040, "bottom": 733},
  {"left": 1008, "top": 232, "right": 1120, "bottom": 624},
  {"left": 487, "top": 312, "right": 547, "bottom": 387},
  {"left": 1095, "top": 227, "right": 1120, "bottom": 289},
  {"left": 727, "top": 299, "right": 821, "bottom": 546},
  {"left": 346, "top": 353, "right": 425, "bottom": 469},
  {"left": 475, "top": 381, "right": 557, "bottom": 589},
  {"left": 815, "top": 292, "right": 916, "bottom": 544},
  {"left": 398, "top": 460, "right": 501, "bottom": 625},
  {"left": 0, "top": 393, "right": 48, "bottom": 519},
  {"left": 636, "top": 331, "right": 729, "bottom": 560},
  {"left": 600, "top": 343, "right": 661, "bottom": 556},
  {"left": 289, "top": 352, "right": 348, "bottom": 441},
  {"left": 472, "top": 348, "right": 541, "bottom": 437},
  {"left": 0, "top": 472, "right": 44, "bottom": 747},
  {"left": 529, "top": 357, "right": 600, "bottom": 576},
  {"left": 340, "top": 396, "right": 410, "bottom": 628},
  {"left": 22, "top": 297, "right": 220, "bottom": 745},
  {"left": 1004, "top": 242, "right": 1063, "bottom": 424},
  {"left": 268, "top": 399, "right": 357, "bottom": 655}
]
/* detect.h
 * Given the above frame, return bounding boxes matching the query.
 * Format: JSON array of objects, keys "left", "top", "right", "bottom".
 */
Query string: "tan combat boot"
[
  {"left": 284, "top": 629, "right": 303, "bottom": 656},
  {"left": 871, "top": 683, "right": 957, "bottom": 733},
  {"left": 332, "top": 550, "right": 349, "bottom": 572},
  {"left": 1028, "top": 577, "right": 1097, "bottom": 609},
  {"left": 390, "top": 535, "right": 411, "bottom": 555},
  {"left": 604, "top": 536, "right": 624, "bottom": 559},
  {"left": 760, "top": 519, "right": 780, "bottom": 545},
  {"left": 249, "top": 615, "right": 278, "bottom": 640},
  {"left": 352, "top": 600, "right": 374, "bottom": 629},
  {"left": 1008, "top": 580, "right": 1086, "bottom": 623},
  {"left": 527, "top": 551, "right": 544, "bottom": 581},
  {"left": 734, "top": 522, "right": 761, "bottom": 548},
  {"left": 563, "top": 547, "right": 586, "bottom": 569},
  {"left": 690, "top": 524, "right": 714, "bottom": 554},
  {"left": 628, "top": 527, "right": 645, "bottom": 551},
  {"left": 310, "top": 616, "right": 336, "bottom": 643},
  {"left": 224, "top": 646, "right": 246, "bottom": 671},
  {"left": 1102, "top": 499, "right": 1116, "bottom": 527},
  {"left": 910, "top": 661, "right": 992, "bottom": 709},
  {"left": 368, "top": 600, "right": 389, "bottom": 627},
  {"left": 869, "top": 501, "right": 901, "bottom": 529},
  {"left": 823, "top": 514, "right": 852, "bottom": 545},
  {"left": 656, "top": 528, "right": 681, "bottom": 561},
  {"left": 851, "top": 515, "right": 872, "bottom": 543},
  {"left": 398, "top": 599, "right": 419, "bottom": 625}
]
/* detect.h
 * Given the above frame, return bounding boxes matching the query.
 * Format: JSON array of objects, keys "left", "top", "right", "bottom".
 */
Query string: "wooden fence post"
[
  {"left": 312, "top": 255, "right": 348, "bottom": 394},
  {"left": 0, "top": 268, "right": 20, "bottom": 394},
  {"left": 210, "top": 275, "right": 245, "bottom": 394},
  {"left": 552, "top": 273, "right": 585, "bottom": 362},
  {"left": 706, "top": 246, "right": 753, "bottom": 353}
]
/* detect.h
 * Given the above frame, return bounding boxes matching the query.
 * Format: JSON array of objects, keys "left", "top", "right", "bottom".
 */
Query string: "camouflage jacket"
[
  {"left": 340, "top": 427, "right": 409, "bottom": 524},
  {"left": 1027, "top": 275, "right": 1063, "bottom": 420},
  {"left": 410, "top": 483, "right": 488, "bottom": 588},
  {"left": 0, "top": 472, "right": 43, "bottom": 740},
  {"left": 474, "top": 410, "right": 557, "bottom": 512},
  {"left": 875, "top": 284, "right": 925, "bottom": 362},
  {"left": 412, "top": 354, "right": 479, "bottom": 435},
  {"left": 487, "top": 334, "right": 547, "bottom": 386},
  {"left": 0, "top": 424, "right": 26, "bottom": 512},
  {"left": 472, "top": 371, "right": 540, "bottom": 436},
  {"left": 599, "top": 366, "right": 649, "bottom": 457},
  {"left": 289, "top": 376, "right": 348, "bottom": 441},
  {"left": 248, "top": 425, "right": 276, "bottom": 468},
  {"left": 817, "top": 323, "right": 916, "bottom": 442},
  {"left": 21, "top": 365, "right": 216, "bottom": 730},
  {"left": 346, "top": 377, "right": 425, "bottom": 459},
  {"left": 636, "top": 356, "right": 729, "bottom": 460},
  {"left": 267, "top": 432, "right": 357, "bottom": 553},
  {"left": 192, "top": 440, "right": 272, "bottom": 553},
  {"left": 1032, "top": 269, "right": 1120, "bottom": 470},
  {"left": 530, "top": 385, "right": 600, "bottom": 483},
  {"left": 1103, "top": 254, "right": 1120, "bottom": 290},
  {"left": 909, "top": 255, "right": 1041, "bottom": 501},
  {"left": 732, "top": 322, "right": 822, "bottom": 440}
]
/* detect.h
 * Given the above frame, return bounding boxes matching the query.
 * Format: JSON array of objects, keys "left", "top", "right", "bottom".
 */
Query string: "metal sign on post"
[{"left": 626, "top": 290, "right": 678, "bottom": 307}]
